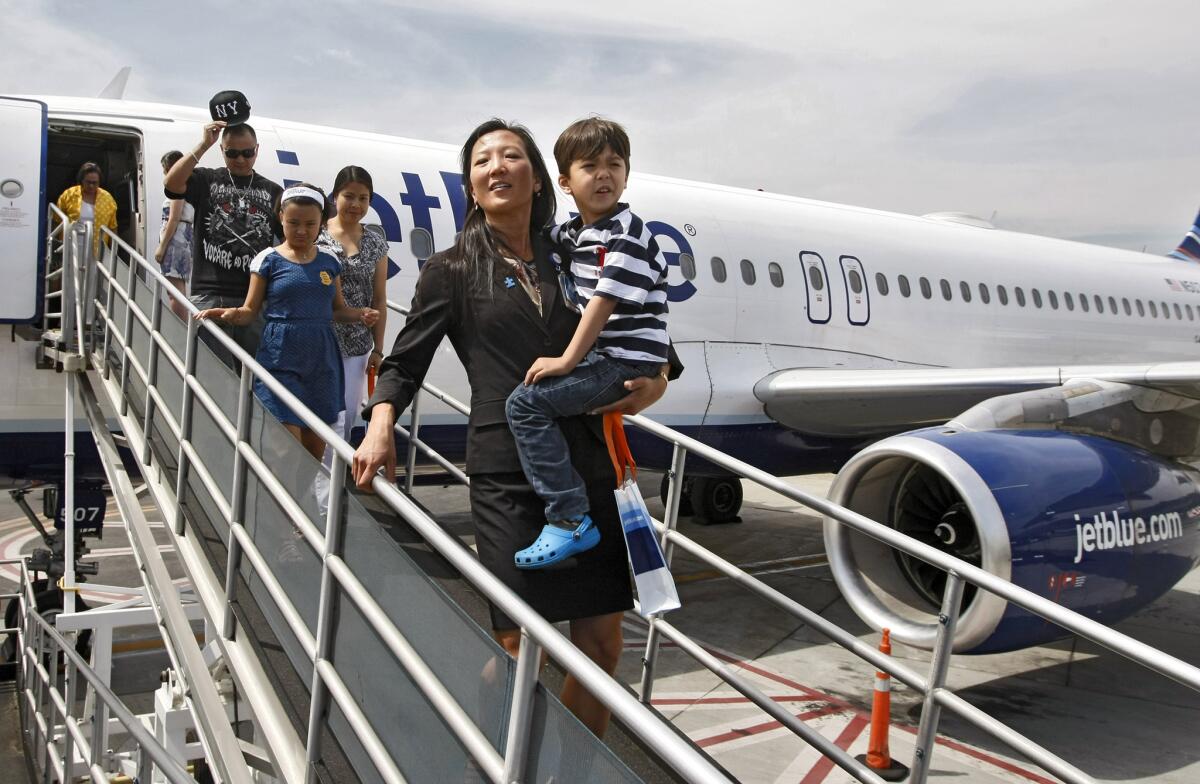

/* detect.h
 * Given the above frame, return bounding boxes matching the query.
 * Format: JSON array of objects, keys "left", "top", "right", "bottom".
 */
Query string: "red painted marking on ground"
[
  {"left": 798, "top": 713, "right": 870, "bottom": 784},
  {"left": 695, "top": 705, "right": 843, "bottom": 748},
  {"left": 705, "top": 646, "right": 855, "bottom": 708},
  {"left": 652, "top": 695, "right": 814, "bottom": 707},
  {"left": 896, "top": 724, "right": 1057, "bottom": 784},
  {"left": 631, "top": 620, "right": 1054, "bottom": 781}
]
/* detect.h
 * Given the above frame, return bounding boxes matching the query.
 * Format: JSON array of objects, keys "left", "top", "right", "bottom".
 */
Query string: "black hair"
[
  {"left": 553, "top": 116, "right": 631, "bottom": 176},
  {"left": 276, "top": 182, "right": 332, "bottom": 224},
  {"left": 331, "top": 165, "right": 374, "bottom": 200},
  {"left": 449, "top": 118, "right": 556, "bottom": 297},
  {"left": 161, "top": 150, "right": 183, "bottom": 171},
  {"left": 76, "top": 162, "right": 102, "bottom": 184},
  {"left": 221, "top": 123, "right": 257, "bottom": 142}
]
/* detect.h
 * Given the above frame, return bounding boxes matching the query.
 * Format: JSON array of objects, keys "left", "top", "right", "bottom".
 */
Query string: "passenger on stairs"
[
  {"left": 316, "top": 166, "right": 390, "bottom": 450},
  {"left": 55, "top": 162, "right": 118, "bottom": 256},
  {"left": 164, "top": 112, "right": 283, "bottom": 366},
  {"left": 155, "top": 151, "right": 194, "bottom": 321},
  {"left": 353, "top": 119, "right": 679, "bottom": 740},
  {"left": 196, "top": 184, "right": 378, "bottom": 459}
]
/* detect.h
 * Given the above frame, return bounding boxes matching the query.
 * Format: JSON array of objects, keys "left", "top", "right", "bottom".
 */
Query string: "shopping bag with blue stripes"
[{"left": 604, "top": 413, "right": 681, "bottom": 617}]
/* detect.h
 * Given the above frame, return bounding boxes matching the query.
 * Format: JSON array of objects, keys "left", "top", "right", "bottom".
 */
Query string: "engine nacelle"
[{"left": 824, "top": 428, "right": 1200, "bottom": 653}]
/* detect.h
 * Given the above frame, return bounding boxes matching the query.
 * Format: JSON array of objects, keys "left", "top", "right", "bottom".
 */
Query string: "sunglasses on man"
[{"left": 223, "top": 146, "right": 258, "bottom": 159}]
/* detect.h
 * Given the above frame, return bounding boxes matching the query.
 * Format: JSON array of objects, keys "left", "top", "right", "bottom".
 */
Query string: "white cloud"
[{"left": 2, "top": 0, "right": 1198, "bottom": 252}]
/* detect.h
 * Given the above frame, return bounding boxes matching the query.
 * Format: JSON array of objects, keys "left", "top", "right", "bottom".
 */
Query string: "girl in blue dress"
[{"left": 196, "top": 183, "right": 379, "bottom": 459}]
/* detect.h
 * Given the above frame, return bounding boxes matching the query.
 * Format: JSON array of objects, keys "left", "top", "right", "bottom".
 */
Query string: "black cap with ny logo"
[{"left": 208, "top": 90, "right": 251, "bottom": 126}]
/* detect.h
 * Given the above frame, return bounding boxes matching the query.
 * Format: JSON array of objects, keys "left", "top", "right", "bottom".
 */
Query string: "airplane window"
[
  {"left": 1094, "top": 295, "right": 1104, "bottom": 314},
  {"left": 1032, "top": 288, "right": 1043, "bottom": 308},
  {"left": 875, "top": 272, "right": 890, "bottom": 295},
  {"left": 679, "top": 253, "right": 697, "bottom": 281},
  {"left": 939, "top": 279, "right": 952, "bottom": 301},
  {"left": 959, "top": 281, "right": 972, "bottom": 302},
  {"left": 1108, "top": 296, "right": 1117, "bottom": 315},
  {"left": 1149, "top": 301, "right": 1158, "bottom": 318},
  {"left": 768, "top": 262, "right": 784, "bottom": 287},
  {"left": 997, "top": 285, "right": 1008, "bottom": 305},
  {"left": 740, "top": 259, "right": 757, "bottom": 285},
  {"left": 1188, "top": 304, "right": 1195, "bottom": 321},
  {"left": 409, "top": 227, "right": 435, "bottom": 260},
  {"left": 1064, "top": 292, "right": 1074, "bottom": 311},
  {"left": 1015, "top": 286, "right": 1025, "bottom": 306},
  {"left": 920, "top": 277, "right": 932, "bottom": 299},
  {"left": 978, "top": 283, "right": 990, "bottom": 304},
  {"left": 1136, "top": 299, "right": 1145, "bottom": 316},
  {"left": 848, "top": 268, "right": 864, "bottom": 294},
  {"left": 1161, "top": 301, "right": 1171, "bottom": 319},
  {"left": 1123, "top": 298, "right": 1132, "bottom": 315},
  {"left": 1079, "top": 293, "right": 1089, "bottom": 313},
  {"left": 1048, "top": 290, "right": 1059, "bottom": 309},
  {"left": 712, "top": 256, "right": 728, "bottom": 283},
  {"left": 898, "top": 274, "right": 911, "bottom": 297},
  {"left": 1174, "top": 303, "right": 1183, "bottom": 320}
]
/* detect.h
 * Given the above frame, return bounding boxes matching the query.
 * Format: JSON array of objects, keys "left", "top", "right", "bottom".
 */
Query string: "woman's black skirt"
[{"left": 469, "top": 467, "right": 634, "bottom": 630}]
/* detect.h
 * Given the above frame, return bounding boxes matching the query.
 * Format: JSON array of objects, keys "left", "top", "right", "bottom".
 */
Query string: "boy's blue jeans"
[{"left": 506, "top": 350, "right": 660, "bottom": 524}]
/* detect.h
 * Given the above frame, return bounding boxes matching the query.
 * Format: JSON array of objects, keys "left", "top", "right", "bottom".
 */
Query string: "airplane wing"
[{"left": 753, "top": 361, "right": 1200, "bottom": 437}]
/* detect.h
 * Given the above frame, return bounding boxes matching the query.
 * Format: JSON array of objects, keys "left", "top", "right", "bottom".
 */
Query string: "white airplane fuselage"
[{"left": 2, "top": 95, "right": 1198, "bottom": 482}]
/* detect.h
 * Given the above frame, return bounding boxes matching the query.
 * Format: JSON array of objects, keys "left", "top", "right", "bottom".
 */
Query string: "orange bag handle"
[{"left": 603, "top": 412, "right": 637, "bottom": 487}]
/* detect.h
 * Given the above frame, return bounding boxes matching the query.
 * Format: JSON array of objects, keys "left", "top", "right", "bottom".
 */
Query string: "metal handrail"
[
  {"left": 5, "top": 558, "right": 196, "bottom": 784},
  {"left": 376, "top": 297, "right": 1200, "bottom": 784},
  {"left": 623, "top": 414, "right": 1200, "bottom": 691},
  {"left": 83, "top": 222, "right": 732, "bottom": 783}
]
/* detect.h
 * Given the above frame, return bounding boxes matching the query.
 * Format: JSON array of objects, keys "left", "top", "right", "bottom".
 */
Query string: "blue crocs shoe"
[{"left": 514, "top": 515, "right": 600, "bottom": 569}]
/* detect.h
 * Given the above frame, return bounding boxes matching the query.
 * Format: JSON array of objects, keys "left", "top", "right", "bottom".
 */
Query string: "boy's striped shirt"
[{"left": 550, "top": 204, "right": 670, "bottom": 364}]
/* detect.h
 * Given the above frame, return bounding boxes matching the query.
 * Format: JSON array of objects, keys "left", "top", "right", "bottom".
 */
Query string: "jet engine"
[{"left": 824, "top": 427, "right": 1200, "bottom": 653}]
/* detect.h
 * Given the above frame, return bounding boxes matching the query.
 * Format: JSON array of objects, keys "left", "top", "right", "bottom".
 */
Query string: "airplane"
[{"left": 1, "top": 93, "right": 1198, "bottom": 656}]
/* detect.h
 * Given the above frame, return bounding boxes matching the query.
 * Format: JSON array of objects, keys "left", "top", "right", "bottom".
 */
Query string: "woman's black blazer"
[{"left": 366, "top": 233, "right": 680, "bottom": 476}]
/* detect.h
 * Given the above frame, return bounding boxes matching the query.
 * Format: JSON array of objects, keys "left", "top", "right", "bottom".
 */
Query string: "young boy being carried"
[{"left": 508, "top": 117, "right": 670, "bottom": 570}]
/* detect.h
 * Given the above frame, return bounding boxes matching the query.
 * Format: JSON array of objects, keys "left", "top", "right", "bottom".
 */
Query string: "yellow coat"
[{"left": 56, "top": 185, "right": 118, "bottom": 255}]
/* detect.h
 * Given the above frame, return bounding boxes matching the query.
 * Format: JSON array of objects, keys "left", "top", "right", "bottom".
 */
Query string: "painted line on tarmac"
[
  {"left": 694, "top": 704, "right": 845, "bottom": 749},
  {"left": 798, "top": 713, "right": 870, "bottom": 784},
  {"left": 673, "top": 553, "right": 829, "bottom": 585}
]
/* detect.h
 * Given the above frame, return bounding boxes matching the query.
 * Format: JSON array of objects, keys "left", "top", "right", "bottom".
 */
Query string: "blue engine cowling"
[{"left": 823, "top": 428, "right": 1200, "bottom": 654}]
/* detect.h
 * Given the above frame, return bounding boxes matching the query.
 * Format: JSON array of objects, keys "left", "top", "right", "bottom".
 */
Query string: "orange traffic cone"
[{"left": 855, "top": 628, "right": 909, "bottom": 781}]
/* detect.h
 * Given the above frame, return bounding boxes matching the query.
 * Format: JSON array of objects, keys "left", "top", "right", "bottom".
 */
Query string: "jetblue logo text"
[{"left": 1073, "top": 510, "right": 1184, "bottom": 564}]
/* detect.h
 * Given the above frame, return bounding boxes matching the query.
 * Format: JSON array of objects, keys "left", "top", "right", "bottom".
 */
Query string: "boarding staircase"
[{"left": 4, "top": 205, "right": 1200, "bottom": 783}]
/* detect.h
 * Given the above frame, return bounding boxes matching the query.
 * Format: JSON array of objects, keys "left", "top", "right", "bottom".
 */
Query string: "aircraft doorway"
[
  {"left": 800, "top": 251, "right": 831, "bottom": 324},
  {"left": 46, "top": 123, "right": 144, "bottom": 254},
  {"left": 839, "top": 255, "right": 870, "bottom": 325}
]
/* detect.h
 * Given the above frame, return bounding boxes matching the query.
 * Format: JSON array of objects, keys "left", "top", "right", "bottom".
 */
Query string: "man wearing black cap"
[{"left": 164, "top": 92, "right": 282, "bottom": 362}]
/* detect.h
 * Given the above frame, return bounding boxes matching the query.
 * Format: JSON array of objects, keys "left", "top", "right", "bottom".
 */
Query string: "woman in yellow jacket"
[{"left": 56, "top": 162, "right": 118, "bottom": 255}]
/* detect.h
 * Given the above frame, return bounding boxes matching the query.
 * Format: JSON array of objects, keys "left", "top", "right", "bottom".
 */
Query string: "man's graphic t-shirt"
[{"left": 169, "top": 167, "right": 282, "bottom": 298}]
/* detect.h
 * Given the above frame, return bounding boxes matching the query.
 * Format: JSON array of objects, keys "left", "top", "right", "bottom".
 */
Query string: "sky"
[{"left": 4, "top": 0, "right": 1198, "bottom": 253}]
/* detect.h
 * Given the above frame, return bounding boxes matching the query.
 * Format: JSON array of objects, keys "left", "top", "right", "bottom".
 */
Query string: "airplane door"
[
  {"left": 800, "top": 251, "right": 831, "bottom": 324},
  {"left": 839, "top": 255, "right": 870, "bottom": 325},
  {"left": 0, "top": 97, "right": 47, "bottom": 322}
]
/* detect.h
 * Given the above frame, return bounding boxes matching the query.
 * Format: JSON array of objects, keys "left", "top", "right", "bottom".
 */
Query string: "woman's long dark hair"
[{"left": 449, "top": 119, "right": 556, "bottom": 297}]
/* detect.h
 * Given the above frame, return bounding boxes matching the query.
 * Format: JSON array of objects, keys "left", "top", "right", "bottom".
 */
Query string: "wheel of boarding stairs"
[
  {"left": 0, "top": 583, "right": 91, "bottom": 680},
  {"left": 690, "top": 476, "right": 743, "bottom": 525}
]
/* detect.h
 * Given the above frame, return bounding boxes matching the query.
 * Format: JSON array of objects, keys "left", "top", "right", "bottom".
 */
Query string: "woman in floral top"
[{"left": 317, "top": 166, "right": 390, "bottom": 446}]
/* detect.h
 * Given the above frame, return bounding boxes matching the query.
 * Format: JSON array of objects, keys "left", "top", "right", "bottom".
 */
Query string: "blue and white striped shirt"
[{"left": 550, "top": 204, "right": 670, "bottom": 364}]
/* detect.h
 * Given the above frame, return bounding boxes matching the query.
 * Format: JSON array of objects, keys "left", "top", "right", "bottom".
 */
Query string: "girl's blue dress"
[{"left": 249, "top": 248, "right": 345, "bottom": 426}]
